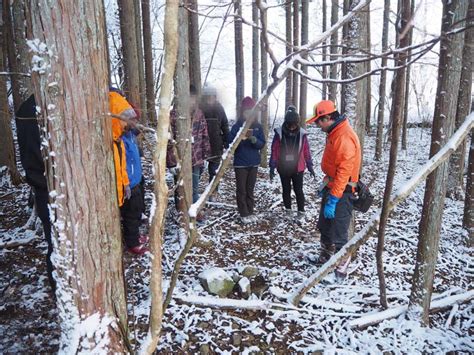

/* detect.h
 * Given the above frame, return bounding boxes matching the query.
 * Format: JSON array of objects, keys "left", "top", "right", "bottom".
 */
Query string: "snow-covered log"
[
  {"left": 349, "top": 289, "right": 474, "bottom": 329},
  {"left": 289, "top": 113, "right": 474, "bottom": 306}
]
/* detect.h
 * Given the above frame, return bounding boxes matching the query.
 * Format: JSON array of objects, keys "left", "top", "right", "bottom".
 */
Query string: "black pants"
[
  {"left": 33, "top": 187, "right": 56, "bottom": 292},
  {"left": 317, "top": 190, "right": 354, "bottom": 251},
  {"left": 280, "top": 172, "right": 305, "bottom": 212},
  {"left": 208, "top": 161, "right": 220, "bottom": 183},
  {"left": 120, "top": 185, "right": 144, "bottom": 248},
  {"left": 235, "top": 167, "right": 257, "bottom": 217}
]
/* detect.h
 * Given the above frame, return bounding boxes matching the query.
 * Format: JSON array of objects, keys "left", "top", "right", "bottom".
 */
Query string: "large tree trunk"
[
  {"left": 299, "top": 0, "right": 309, "bottom": 124},
  {"left": 447, "top": 1, "right": 474, "bottom": 199},
  {"left": 375, "top": 0, "right": 390, "bottom": 161},
  {"left": 134, "top": 0, "right": 146, "bottom": 115},
  {"left": 328, "top": 0, "right": 339, "bottom": 102},
  {"left": 26, "top": 0, "right": 129, "bottom": 351},
  {"left": 234, "top": 0, "right": 244, "bottom": 116},
  {"left": 259, "top": 3, "right": 269, "bottom": 167},
  {"left": 252, "top": 1, "right": 259, "bottom": 100},
  {"left": 375, "top": 0, "right": 411, "bottom": 309},
  {"left": 365, "top": 6, "right": 371, "bottom": 133},
  {"left": 118, "top": 0, "right": 141, "bottom": 106},
  {"left": 408, "top": 0, "right": 468, "bottom": 326},
  {"left": 322, "top": 0, "right": 328, "bottom": 100},
  {"left": 464, "top": 130, "right": 474, "bottom": 245},
  {"left": 142, "top": 0, "right": 157, "bottom": 126},
  {"left": 292, "top": 0, "right": 300, "bottom": 109},
  {"left": 188, "top": 0, "right": 201, "bottom": 96},
  {"left": 285, "top": 1, "right": 292, "bottom": 108}
]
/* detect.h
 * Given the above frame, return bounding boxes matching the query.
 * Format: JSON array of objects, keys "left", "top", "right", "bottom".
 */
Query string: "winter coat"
[
  {"left": 167, "top": 109, "right": 211, "bottom": 168},
  {"left": 269, "top": 126, "right": 313, "bottom": 176},
  {"left": 322, "top": 117, "right": 361, "bottom": 198},
  {"left": 200, "top": 102, "right": 230, "bottom": 163},
  {"left": 122, "top": 130, "right": 142, "bottom": 189},
  {"left": 15, "top": 95, "right": 48, "bottom": 190},
  {"left": 229, "top": 119, "right": 266, "bottom": 168},
  {"left": 109, "top": 91, "right": 131, "bottom": 207}
]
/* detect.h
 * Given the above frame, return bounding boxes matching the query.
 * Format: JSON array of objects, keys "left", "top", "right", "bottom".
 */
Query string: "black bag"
[{"left": 352, "top": 181, "right": 374, "bottom": 213}]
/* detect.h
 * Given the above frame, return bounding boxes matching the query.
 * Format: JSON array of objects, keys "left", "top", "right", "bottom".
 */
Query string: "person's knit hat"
[
  {"left": 202, "top": 85, "right": 217, "bottom": 97},
  {"left": 284, "top": 105, "right": 299, "bottom": 124},
  {"left": 241, "top": 96, "right": 256, "bottom": 111}
]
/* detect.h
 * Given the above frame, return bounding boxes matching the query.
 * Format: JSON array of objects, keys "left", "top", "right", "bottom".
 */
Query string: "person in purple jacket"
[{"left": 269, "top": 105, "right": 315, "bottom": 220}]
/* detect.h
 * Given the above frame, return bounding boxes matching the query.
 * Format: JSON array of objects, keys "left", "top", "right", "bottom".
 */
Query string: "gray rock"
[
  {"left": 250, "top": 275, "right": 269, "bottom": 298},
  {"left": 199, "top": 267, "right": 235, "bottom": 297},
  {"left": 230, "top": 270, "right": 241, "bottom": 283},
  {"left": 241, "top": 265, "right": 259, "bottom": 278},
  {"left": 199, "top": 344, "right": 210, "bottom": 355},
  {"left": 232, "top": 333, "right": 242, "bottom": 347},
  {"left": 238, "top": 277, "right": 251, "bottom": 299}
]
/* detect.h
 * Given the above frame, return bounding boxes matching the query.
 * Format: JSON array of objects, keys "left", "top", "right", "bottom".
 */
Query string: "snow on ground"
[{"left": 0, "top": 124, "right": 472, "bottom": 353}]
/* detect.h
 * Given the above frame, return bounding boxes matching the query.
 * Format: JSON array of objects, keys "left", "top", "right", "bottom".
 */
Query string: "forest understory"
[{"left": 1, "top": 125, "right": 472, "bottom": 354}]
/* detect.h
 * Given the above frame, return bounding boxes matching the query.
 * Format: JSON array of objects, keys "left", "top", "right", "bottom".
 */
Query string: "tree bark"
[
  {"left": 134, "top": 0, "right": 146, "bottom": 115},
  {"left": 375, "top": 0, "right": 411, "bottom": 309},
  {"left": 447, "top": 1, "right": 474, "bottom": 199},
  {"left": 375, "top": 0, "right": 390, "bottom": 161},
  {"left": 322, "top": 0, "right": 328, "bottom": 100},
  {"left": 464, "top": 130, "right": 474, "bottom": 245},
  {"left": 26, "top": 0, "right": 129, "bottom": 351},
  {"left": 188, "top": 0, "right": 201, "bottom": 96},
  {"left": 299, "top": 0, "right": 309, "bottom": 124},
  {"left": 285, "top": 0, "right": 292, "bottom": 108},
  {"left": 328, "top": 0, "right": 339, "bottom": 102},
  {"left": 292, "top": 0, "right": 300, "bottom": 109},
  {"left": 365, "top": 6, "right": 371, "bottom": 133},
  {"left": 260, "top": 2, "right": 269, "bottom": 167},
  {"left": 142, "top": 0, "right": 157, "bottom": 126},
  {"left": 408, "top": 0, "right": 468, "bottom": 326},
  {"left": 234, "top": 0, "right": 244, "bottom": 116},
  {"left": 117, "top": 0, "right": 141, "bottom": 106},
  {"left": 252, "top": 1, "right": 259, "bottom": 100}
]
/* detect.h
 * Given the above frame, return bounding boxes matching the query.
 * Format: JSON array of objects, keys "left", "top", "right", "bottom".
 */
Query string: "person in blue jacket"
[{"left": 228, "top": 96, "right": 266, "bottom": 224}]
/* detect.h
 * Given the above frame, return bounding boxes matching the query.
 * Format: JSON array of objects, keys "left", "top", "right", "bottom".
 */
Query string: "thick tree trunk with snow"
[
  {"left": 27, "top": 0, "right": 129, "bottom": 351},
  {"left": 408, "top": 0, "right": 468, "bottom": 326},
  {"left": 234, "top": 0, "right": 244, "bottom": 115},
  {"left": 118, "top": 0, "right": 141, "bottom": 106},
  {"left": 328, "top": 0, "right": 339, "bottom": 102},
  {"left": 142, "top": 1, "right": 179, "bottom": 352},
  {"left": 299, "top": 0, "right": 309, "bottom": 123},
  {"left": 188, "top": 0, "right": 201, "bottom": 96},
  {"left": 376, "top": 0, "right": 411, "bottom": 309},
  {"left": 142, "top": 0, "right": 157, "bottom": 126},
  {"left": 447, "top": 1, "right": 474, "bottom": 199},
  {"left": 285, "top": 1, "right": 292, "bottom": 108},
  {"left": 375, "top": 0, "right": 390, "bottom": 161},
  {"left": 134, "top": 0, "right": 146, "bottom": 115},
  {"left": 292, "top": 0, "right": 300, "bottom": 109},
  {"left": 252, "top": 1, "right": 259, "bottom": 100},
  {"left": 464, "top": 131, "right": 474, "bottom": 244}
]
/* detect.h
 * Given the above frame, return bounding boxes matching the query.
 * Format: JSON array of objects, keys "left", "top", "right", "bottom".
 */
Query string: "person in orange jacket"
[{"left": 306, "top": 100, "right": 361, "bottom": 278}]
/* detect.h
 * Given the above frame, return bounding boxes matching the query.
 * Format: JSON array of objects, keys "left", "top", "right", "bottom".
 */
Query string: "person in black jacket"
[
  {"left": 200, "top": 86, "right": 229, "bottom": 199},
  {"left": 15, "top": 94, "right": 55, "bottom": 293}
]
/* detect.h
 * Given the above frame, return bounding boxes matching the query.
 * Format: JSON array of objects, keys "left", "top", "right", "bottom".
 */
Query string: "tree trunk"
[
  {"left": 464, "top": 130, "right": 474, "bottom": 245},
  {"left": 142, "top": 0, "right": 157, "bottom": 126},
  {"left": 365, "top": 7, "right": 371, "bottom": 133},
  {"left": 234, "top": 0, "right": 244, "bottom": 116},
  {"left": 26, "top": 0, "right": 129, "bottom": 351},
  {"left": 328, "top": 0, "right": 339, "bottom": 102},
  {"left": 292, "top": 0, "right": 300, "bottom": 109},
  {"left": 118, "top": 0, "right": 140, "bottom": 106},
  {"left": 375, "top": 0, "right": 411, "bottom": 309},
  {"left": 299, "top": 0, "right": 309, "bottom": 124},
  {"left": 447, "top": 1, "right": 474, "bottom": 199},
  {"left": 188, "top": 0, "right": 201, "bottom": 96},
  {"left": 340, "top": 0, "right": 349, "bottom": 112},
  {"left": 285, "top": 0, "right": 292, "bottom": 108},
  {"left": 260, "top": 3, "right": 269, "bottom": 167},
  {"left": 322, "top": 0, "right": 328, "bottom": 100},
  {"left": 252, "top": 1, "right": 259, "bottom": 100},
  {"left": 408, "top": 0, "right": 468, "bottom": 326},
  {"left": 375, "top": 0, "right": 390, "bottom": 161},
  {"left": 134, "top": 0, "right": 146, "bottom": 115}
]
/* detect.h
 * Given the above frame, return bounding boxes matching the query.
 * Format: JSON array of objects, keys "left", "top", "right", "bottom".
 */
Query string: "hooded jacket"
[
  {"left": 229, "top": 119, "right": 266, "bottom": 167},
  {"left": 122, "top": 130, "right": 142, "bottom": 189},
  {"left": 200, "top": 102, "right": 229, "bottom": 163}
]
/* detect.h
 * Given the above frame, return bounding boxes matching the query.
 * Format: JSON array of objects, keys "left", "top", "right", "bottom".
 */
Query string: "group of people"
[{"left": 14, "top": 84, "right": 361, "bottom": 293}]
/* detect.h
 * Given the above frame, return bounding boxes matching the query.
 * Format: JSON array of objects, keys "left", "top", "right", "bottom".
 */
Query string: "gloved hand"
[
  {"left": 324, "top": 194, "right": 339, "bottom": 219},
  {"left": 270, "top": 168, "right": 275, "bottom": 181},
  {"left": 124, "top": 185, "right": 132, "bottom": 200},
  {"left": 249, "top": 136, "right": 257, "bottom": 144},
  {"left": 308, "top": 167, "right": 316, "bottom": 179}
]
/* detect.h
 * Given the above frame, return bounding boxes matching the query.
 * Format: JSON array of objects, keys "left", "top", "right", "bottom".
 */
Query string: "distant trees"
[
  {"left": 234, "top": 0, "right": 244, "bottom": 116},
  {"left": 142, "top": 0, "right": 157, "bottom": 126},
  {"left": 188, "top": 0, "right": 201, "bottom": 95}
]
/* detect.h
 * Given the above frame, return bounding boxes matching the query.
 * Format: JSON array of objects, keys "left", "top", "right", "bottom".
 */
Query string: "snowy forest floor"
[{"left": 0, "top": 125, "right": 473, "bottom": 354}]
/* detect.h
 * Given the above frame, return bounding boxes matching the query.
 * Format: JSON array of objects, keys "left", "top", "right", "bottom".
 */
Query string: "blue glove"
[{"left": 324, "top": 194, "right": 340, "bottom": 219}]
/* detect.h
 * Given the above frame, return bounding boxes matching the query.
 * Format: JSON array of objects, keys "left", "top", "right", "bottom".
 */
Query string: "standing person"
[
  {"left": 269, "top": 106, "right": 315, "bottom": 221},
  {"left": 306, "top": 100, "right": 361, "bottom": 278},
  {"left": 200, "top": 85, "right": 230, "bottom": 200},
  {"left": 15, "top": 94, "right": 55, "bottom": 293},
  {"left": 229, "top": 97, "right": 266, "bottom": 224},
  {"left": 109, "top": 89, "right": 148, "bottom": 255}
]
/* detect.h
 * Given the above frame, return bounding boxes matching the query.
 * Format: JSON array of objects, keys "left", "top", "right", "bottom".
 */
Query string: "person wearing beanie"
[
  {"left": 228, "top": 96, "right": 266, "bottom": 224},
  {"left": 269, "top": 105, "right": 315, "bottom": 221},
  {"left": 306, "top": 100, "right": 361, "bottom": 278},
  {"left": 200, "top": 85, "right": 229, "bottom": 201}
]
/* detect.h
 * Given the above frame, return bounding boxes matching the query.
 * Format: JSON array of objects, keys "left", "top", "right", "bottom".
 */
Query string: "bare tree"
[
  {"left": 447, "top": 1, "right": 474, "bottom": 199},
  {"left": 328, "top": 0, "right": 339, "bottom": 101},
  {"left": 234, "top": 0, "right": 244, "bottom": 115},
  {"left": 27, "top": 0, "right": 129, "bottom": 351},
  {"left": 299, "top": 0, "right": 309, "bottom": 123},
  {"left": 142, "top": 0, "right": 157, "bottom": 126},
  {"left": 134, "top": 0, "right": 146, "bottom": 114},
  {"left": 375, "top": 0, "right": 391, "bottom": 161},
  {"left": 365, "top": 6, "right": 371, "bottom": 133},
  {"left": 292, "top": 0, "right": 300, "bottom": 109},
  {"left": 408, "top": 0, "right": 468, "bottom": 326},
  {"left": 259, "top": 1, "right": 269, "bottom": 167},
  {"left": 376, "top": 0, "right": 411, "bottom": 309},
  {"left": 464, "top": 131, "right": 474, "bottom": 245},
  {"left": 285, "top": 1, "right": 292, "bottom": 108},
  {"left": 188, "top": 0, "right": 202, "bottom": 95},
  {"left": 322, "top": 0, "right": 328, "bottom": 99},
  {"left": 252, "top": 1, "right": 259, "bottom": 100}
]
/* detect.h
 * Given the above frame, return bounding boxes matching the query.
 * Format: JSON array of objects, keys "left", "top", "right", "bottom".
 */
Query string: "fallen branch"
[
  {"left": 349, "top": 289, "right": 474, "bottom": 329},
  {"left": 289, "top": 113, "right": 474, "bottom": 306},
  {"left": 0, "top": 233, "right": 37, "bottom": 249}
]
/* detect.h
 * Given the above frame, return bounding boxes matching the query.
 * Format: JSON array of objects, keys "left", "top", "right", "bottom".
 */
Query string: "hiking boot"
[
  {"left": 248, "top": 214, "right": 258, "bottom": 223},
  {"left": 128, "top": 244, "right": 149, "bottom": 255},
  {"left": 335, "top": 255, "right": 351, "bottom": 278},
  {"left": 241, "top": 216, "right": 253, "bottom": 225},
  {"left": 296, "top": 211, "right": 305, "bottom": 221},
  {"left": 308, "top": 242, "right": 335, "bottom": 265}
]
